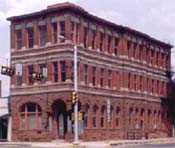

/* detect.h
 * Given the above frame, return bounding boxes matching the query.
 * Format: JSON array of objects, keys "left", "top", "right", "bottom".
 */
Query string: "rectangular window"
[
  {"left": 107, "top": 35, "right": 112, "bottom": 53},
  {"left": 156, "top": 51, "right": 159, "bottom": 66},
  {"left": 92, "top": 30, "right": 96, "bottom": 49},
  {"left": 71, "top": 22, "right": 75, "bottom": 41},
  {"left": 28, "top": 65, "right": 34, "bottom": 84},
  {"left": 39, "top": 25, "right": 47, "bottom": 46},
  {"left": 60, "top": 61, "right": 66, "bottom": 82},
  {"left": 16, "top": 30, "right": 22, "bottom": 49},
  {"left": 83, "top": 27, "right": 88, "bottom": 48},
  {"left": 128, "top": 73, "right": 131, "bottom": 89},
  {"left": 151, "top": 50, "right": 154, "bottom": 65},
  {"left": 75, "top": 23, "right": 79, "bottom": 44},
  {"left": 84, "top": 64, "right": 88, "bottom": 85},
  {"left": 100, "top": 68, "right": 104, "bottom": 87},
  {"left": 114, "top": 38, "right": 119, "bottom": 55},
  {"left": 16, "top": 64, "right": 23, "bottom": 85},
  {"left": 53, "top": 62, "right": 58, "bottom": 82},
  {"left": 134, "top": 74, "right": 137, "bottom": 90},
  {"left": 152, "top": 79, "right": 154, "bottom": 93},
  {"left": 99, "top": 32, "right": 104, "bottom": 51},
  {"left": 71, "top": 61, "right": 74, "bottom": 82},
  {"left": 133, "top": 43, "right": 137, "bottom": 58},
  {"left": 108, "top": 70, "right": 112, "bottom": 88},
  {"left": 39, "top": 64, "right": 47, "bottom": 79},
  {"left": 52, "top": 22, "right": 57, "bottom": 43},
  {"left": 127, "top": 41, "right": 131, "bottom": 56},
  {"left": 60, "top": 21, "right": 65, "bottom": 41},
  {"left": 27, "top": 28, "right": 34, "bottom": 48},
  {"left": 139, "top": 45, "right": 143, "bottom": 60},
  {"left": 140, "top": 76, "right": 143, "bottom": 91},
  {"left": 92, "top": 67, "right": 96, "bottom": 86}
]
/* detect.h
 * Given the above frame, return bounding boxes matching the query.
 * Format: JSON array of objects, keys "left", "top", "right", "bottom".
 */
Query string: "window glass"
[
  {"left": 27, "top": 28, "right": 34, "bottom": 48},
  {"left": 39, "top": 25, "right": 47, "bottom": 46},
  {"left": 16, "top": 30, "right": 22, "bottom": 49}
]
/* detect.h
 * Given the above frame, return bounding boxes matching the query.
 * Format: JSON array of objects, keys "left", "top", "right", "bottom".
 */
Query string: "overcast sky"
[{"left": 0, "top": 0, "right": 175, "bottom": 96}]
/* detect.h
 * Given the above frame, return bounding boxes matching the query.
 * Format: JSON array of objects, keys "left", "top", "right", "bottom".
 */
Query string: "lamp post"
[
  {"left": 58, "top": 35, "right": 79, "bottom": 143},
  {"left": 73, "top": 45, "right": 79, "bottom": 143}
]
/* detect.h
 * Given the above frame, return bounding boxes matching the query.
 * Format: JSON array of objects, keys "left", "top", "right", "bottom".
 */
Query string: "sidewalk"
[{"left": 0, "top": 138, "right": 175, "bottom": 147}]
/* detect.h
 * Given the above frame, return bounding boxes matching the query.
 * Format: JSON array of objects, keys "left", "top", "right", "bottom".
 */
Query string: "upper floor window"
[
  {"left": 39, "top": 25, "right": 47, "bottom": 46},
  {"left": 92, "top": 67, "right": 96, "bottom": 86},
  {"left": 16, "top": 63, "right": 23, "bottom": 86},
  {"left": 92, "top": 30, "right": 96, "bottom": 49},
  {"left": 108, "top": 70, "right": 112, "bottom": 88},
  {"left": 28, "top": 65, "right": 34, "bottom": 84},
  {"left": 84, "top": 64, "right": 88, "bottom": 85},
  {"left": 114, "top": 38, "right": 119, "bottom": 55},
  {"left": 134, "top": 74, "right": 137, "bottom": 90},
  {"left": 60, "top": 61, "right": 66, "bottom": 82},
  {"left": 100, "top": 68, "right": 104, "bottom": 87},
  {"left": 52, "top": 22, "right": 57, "bottom": 43},
  {"left": 127, "top": 41, "right": 131, "bottom": 50},
  {"left": 60, "top": 21, "right": 65, "bottom": 38},
  {"left": 107, "top": 35, "right": 112, "bottom": 53},
  {"left": 53, "top": 62, "right": 58, "bottom": 82},
  {"left": 128, "top": 73, "right": 131, "bottom": 89},
  {"left": 27, "top": 28, "right": 34, "bottom": 48},
  {"left": 139, "top": 45, "right": 143, "bottom": 60},
  {"left": 16, "top": 30, "right": 22, "bottom": 49},
  {"left": 39, "top": 64, "right": 47, "bottom": 79},
  {"left": 71, "top": 22, "right": 75, "bottom": 41},
  {"left": 99, "top": 32, "right": 104, "bottom": 51},
  {"left": 151, "top": 50, "right": 154, "bottom": 65},
  {"left": 83, "top": 27, "right": 88, "bottom": 48}
]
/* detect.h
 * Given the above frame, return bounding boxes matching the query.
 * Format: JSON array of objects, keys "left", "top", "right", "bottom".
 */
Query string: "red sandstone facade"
[{"left": 8, "top": 2, "right": 173, "bottom": 141}]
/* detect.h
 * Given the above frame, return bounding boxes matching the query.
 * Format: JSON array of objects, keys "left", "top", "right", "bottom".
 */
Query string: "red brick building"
[{"left": 7, "top": 2, "right": 173, "bottom": 141}]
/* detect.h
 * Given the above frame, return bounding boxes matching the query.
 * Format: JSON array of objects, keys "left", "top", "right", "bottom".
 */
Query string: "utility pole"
[{"left": 73, "top": 45, "right": 79, "bottom": 143}]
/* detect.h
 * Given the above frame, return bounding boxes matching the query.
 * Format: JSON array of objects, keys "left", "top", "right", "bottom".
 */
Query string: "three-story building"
[{"left": 7, "top": 2, "right": 173, "bottom": 141}]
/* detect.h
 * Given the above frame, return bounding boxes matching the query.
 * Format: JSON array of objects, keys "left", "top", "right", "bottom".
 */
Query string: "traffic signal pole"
[{"left": 73, "top": 45, "right": 79, "bottom": 144}]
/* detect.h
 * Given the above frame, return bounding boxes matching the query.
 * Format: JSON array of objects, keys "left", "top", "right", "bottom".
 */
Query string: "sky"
[{"left": 0, "top": 0, "right": 175, "bottom": 96}]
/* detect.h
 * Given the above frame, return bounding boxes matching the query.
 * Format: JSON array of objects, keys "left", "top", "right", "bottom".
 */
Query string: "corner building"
[{"left": 8, "top": 2, "right": 173, "bottom": 141}]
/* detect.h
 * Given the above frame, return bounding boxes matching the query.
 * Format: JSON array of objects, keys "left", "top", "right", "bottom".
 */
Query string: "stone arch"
[{"left": 51, "top": 99, "right": 68, "bottom": 139}]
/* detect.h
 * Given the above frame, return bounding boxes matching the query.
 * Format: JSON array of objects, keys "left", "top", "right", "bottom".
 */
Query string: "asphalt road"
[
  {"left": 115, "top": 143, "right": 175, "bottom": 148},
  {"left": 1, "top": 143, "right": 175, "bottom": 148}
]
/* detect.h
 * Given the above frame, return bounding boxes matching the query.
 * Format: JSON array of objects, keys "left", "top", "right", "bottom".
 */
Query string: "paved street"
[
  {"left": 115, "top": 143, "right": 175, "bottom": 148},
  {"left": 1, "top": 143, "right": 175, "bottom": 148}
]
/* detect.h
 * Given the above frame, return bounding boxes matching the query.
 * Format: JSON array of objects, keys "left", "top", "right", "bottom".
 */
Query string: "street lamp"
[
  {"left": 58, "top": 35, "right": 79, "bottom": 143},
  {"left": 73, "top": 45, "right": 79, "bottom": 144}
]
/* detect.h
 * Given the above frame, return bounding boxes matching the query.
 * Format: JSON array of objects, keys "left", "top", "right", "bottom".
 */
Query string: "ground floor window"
[{"left": 20, "top": 103, "right": 42, "bottom": 130}]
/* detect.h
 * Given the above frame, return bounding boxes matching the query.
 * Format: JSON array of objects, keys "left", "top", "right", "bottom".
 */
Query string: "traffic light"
[
  {"left": 72, "top": 91, "right": 78, "bottom": 105},
  {"left": 1, "top": 66, "right": 15, "bottom": 76},
  {"left": 32, "top": 72, "right": 45, "bottom": 81}
]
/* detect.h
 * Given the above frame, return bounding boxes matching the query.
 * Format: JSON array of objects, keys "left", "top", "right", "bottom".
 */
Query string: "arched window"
[
  {"left": 115, "top": 106, "right": 121, "bottom": 127},
  {"left": 100, "top": 105, "right": 106, "bottom": 128},
  {"left": 92, "top": 105, "right": 98, "bottom": 128},
  {"left": 20, "top": 103, "right": 42, "bottom": 130},
  {"left": 148, "top": 109, "right": 151, "bottom": 127},
  {"left": 84, "top": 104, "right": 89, "bottom": 128}
]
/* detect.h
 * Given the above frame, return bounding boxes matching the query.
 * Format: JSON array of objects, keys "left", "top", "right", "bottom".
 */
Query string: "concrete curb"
[
  {"left": 109, "top": 138, "right": 175, "bottom": 146},
  {"left": 0, "top": 138, "right": 175, "bottom": 147}
]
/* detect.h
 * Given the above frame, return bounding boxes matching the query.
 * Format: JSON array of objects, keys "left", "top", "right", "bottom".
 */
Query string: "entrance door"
[
  {"left": 52, "top": 100, "right": 67, "bottom": 139},
  {"left": 0, "top": 118, "right": 8, "bottom": 141}
]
